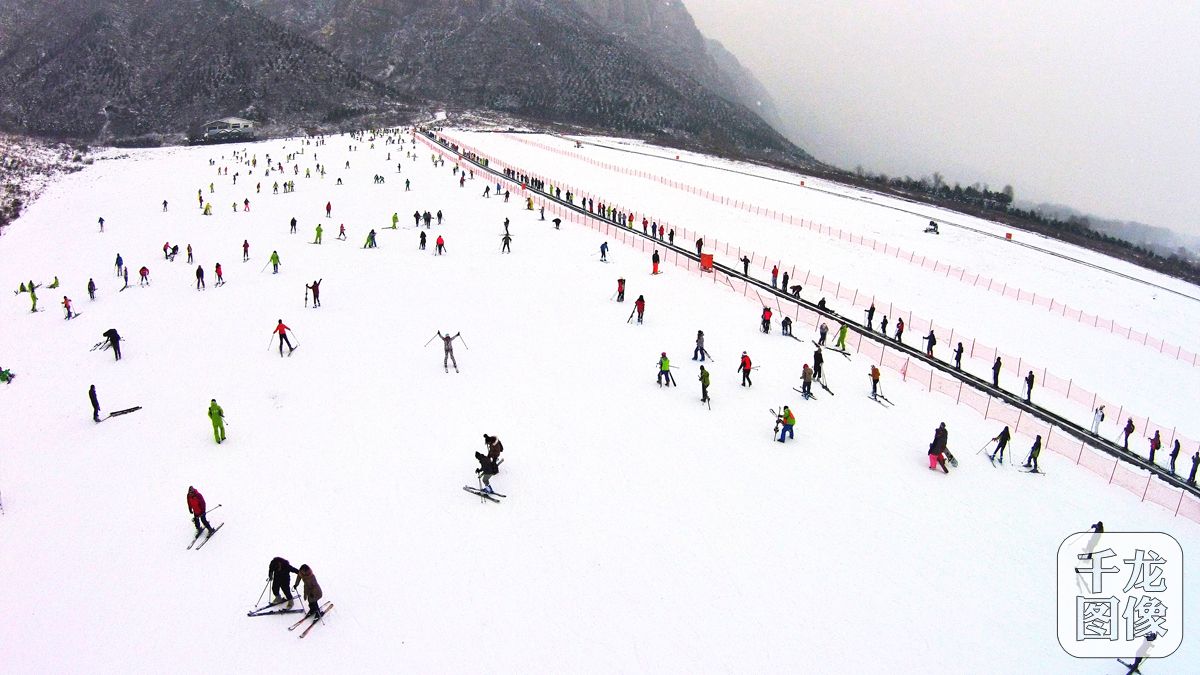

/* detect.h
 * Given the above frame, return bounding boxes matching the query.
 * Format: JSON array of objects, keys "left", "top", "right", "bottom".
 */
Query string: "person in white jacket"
[{"left": 1091, "top": 405, "right": 1106, "bottom": 435}]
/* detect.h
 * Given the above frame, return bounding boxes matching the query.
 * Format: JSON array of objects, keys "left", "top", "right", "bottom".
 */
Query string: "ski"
[
  {"left": 1022, "top": 469, "right": 1046, "bottom": 475},
  {"left": 67, "top": 313, "right": 83, "bottom": 320},
  {"left": 287, "top": 346, "right": 299, "bottom": 357},
  {"left": 248, "top": 607, "right": 304, "bottom": 617},
  {"left": 791, "top": 387, "right": 816, "bottom": 400},
  {"left": 248, "top": 598, "right": 293, "bottom": 615},
  {"left": 299, "top": 603, "right": 334, "bottom": 638},
  {"left": 463, "top": 486, "right": 503, "bottom": 502},
  {"left": 186, "top": 529, "right": 205, "bottom": 550},
  {"left": 289, "top": 602, "right": 333, "bottom": 635},
  {"left": 193, "top": 523, "right": 224, "bottom": 550},
  {"left": 869, "top": 395, "right": 893, "bottom": 407},
  {"left": 819, "top": 381, "right": 836, "bottom": 396}
]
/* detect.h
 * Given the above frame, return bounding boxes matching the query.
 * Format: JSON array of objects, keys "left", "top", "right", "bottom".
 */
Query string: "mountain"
[
  {"left": 243, "top": 0, "right": 810, "bottom": 163},
  {"left": 1022, "top": 200, "right": 1200, "bottom": 259},
  {"left": 0, "top": 0, "right": 410, "bottom": 143}
]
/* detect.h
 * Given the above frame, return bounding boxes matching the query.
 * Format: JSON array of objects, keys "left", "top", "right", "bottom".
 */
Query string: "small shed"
[{"left": 204, "top": 117, "right": 255, "bottom": 133}]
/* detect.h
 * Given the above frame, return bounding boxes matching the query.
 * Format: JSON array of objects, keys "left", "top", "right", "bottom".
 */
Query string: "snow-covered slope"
[{"left": 0, "top": 129, "right": 1196, "bottom": 673}]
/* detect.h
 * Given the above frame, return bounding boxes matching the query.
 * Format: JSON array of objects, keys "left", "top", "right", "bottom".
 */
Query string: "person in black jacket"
[
  {"left": 268, "top": 557, "right": 299, "bottom": 608},
  {"left": 812, "top": 347, "right": 824, "bottom": 382},
  {"left": 1023, "top": 435, "right": 1043, "bottom": 472},
  {"left": 475, "top": 451, "right": 500, "bottom": 493},
  {"left": 953, "top": 342, "right": 964, "bottom": 370},
  {"left": 1188, "top": 451, "right": 1199, "bottom": 486},
  {"left": 990, "top": 426, "right": 1011, "bottom": 463},
  {"left": 1024, "top": 370, "right": 1035, "bottom": 403},
  {"left": 102, "top": 328, "right": 122, "bottom": 361},
  {"left": 928, "top": 423, "right": 950, "bottom": 474},
  {"left": 992, "top": 357, "right": 1002, "bottom": 388},
  {"left": 89, "top": 384, "right": 101, "bottom": 422}
]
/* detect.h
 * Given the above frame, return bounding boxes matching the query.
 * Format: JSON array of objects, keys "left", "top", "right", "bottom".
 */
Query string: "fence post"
[
  {"left": 956, "top": 381, "right": 962, "bottom": 404},
  {"left": 984, "top": 397, "right": 991, "bottom": 418}
]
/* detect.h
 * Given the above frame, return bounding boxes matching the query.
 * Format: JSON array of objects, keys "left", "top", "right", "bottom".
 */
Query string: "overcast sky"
[{"left": 683, "top": 0, "right": 1200, "bottom": 236}]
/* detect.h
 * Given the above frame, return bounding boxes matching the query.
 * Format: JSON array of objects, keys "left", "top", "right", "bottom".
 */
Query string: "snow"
[{"left": 1, "top": 128, "right": 1197, "bottom": 674}]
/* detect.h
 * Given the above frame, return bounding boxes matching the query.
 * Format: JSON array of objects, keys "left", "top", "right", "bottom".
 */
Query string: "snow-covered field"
[{"left": 1, "top": 128, "right": 1197, "bottom": 674}]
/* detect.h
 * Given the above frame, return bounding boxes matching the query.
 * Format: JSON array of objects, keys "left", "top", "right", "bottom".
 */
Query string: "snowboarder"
[
  {"left": 306, "top": 279, "right": 322, "bottom": 307},
  {"left": 89, "top": 384, "right": 101, "bottom": 423},
  {"left": 760, "top": 307, "right": 772, "bottom": 334},
  {"left": 633, "top": 295, "right": 645, "bottom": 324},
  {"left": 657, "top": 352, "right": 674, "bottom": 387},
  {"left": 1122, "top": 418, "right": 1135, "bottom": 450},
  {"left": 208, "top": 398, "right": 226, "bottom": 444},
  {"left": 992, "top": 357, "right": 1002, "bottom": 388},
  {"left": 195, "top": 265, "right": 205, "bottom": 290},
  {"left": 273, "top": 320, "right": 295, "bottom": 357},
  {"left": 616, "top": 278, "right": 625, "bottom": 302},
  {"left": 924, "top": 330, "right": 936, "bottom": 357},
  {"left": 437, "top": 331, "right": 461, "bottom": 373},
  {"left": 693, "top": 330, "right": 707, "bottom": 361},
  {"left": 738, "top": 351, "right": 753, "bottom": 387},
  {"left": 953, "top": 342, "right": 964, "bottom": 370},
  {"left": 929, "top": 423, "right": 950, "bottom": 473},
  {"left": 1091, "top": 405, "right": 1106, "bottom": 434},
  {"left": 268, "top": 557, "right": 299, "bottom": 608},
  {"left": 475, "top": 451, "right": 500, "bottom": 494},
  {"left": 1024, "top": 370, "right": 1035, "bottom": 403},
  {"left": 270, "top": 250, "right": 281, "bottom": 274},
  {"left": 651, "top": 250, "right": 660, "bottom": 275},
  {"left": 600, "top": 242, "right": 608, "bottom": 262},
  {"left": 293, "top": 565, "right": 324, "bottom": 619},
  {"left": 699, "top": 365, "right": 710, "bottom": 403},
  {"left": 777, "top": 406, "right": 795, "bottom": 442},
  {"left": 187, "top": 486, "right": 216, "bottom": 536},
  {"left": 990, "top": 426, "right": 1011, "bottom": 463},
  {"left": 1023, "top": 435, "right": 1043, "bottom": 472},
  {"left": 102, "top": 328, "right": 122, "bottom": 360},
  {"left": 869, "top": 365, "right": 880, "bottom": 398},
  {"left": 87, "top": 278, "right": 96, "bottom": 300}
]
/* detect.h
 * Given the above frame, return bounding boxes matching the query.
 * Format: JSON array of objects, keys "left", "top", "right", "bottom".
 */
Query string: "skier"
[
  {"left": 992, "top": 357, "right": 1002, "bottom": 388},
  {"left": 413, "top": 210, "right": 420, "bottom": 227},
  {"left": 475, "top": 450, "right": 500, "bottom": 494},
  {"left": 651, "top": 250, "right": 660, "bottom": 275},
  {"left": 187, "top": 486, "right": 217, "bottom": 536},
  {"left": 273, "top": 320, "right": 295, "bottom": 357},
  {"left": 437, "top": 210, "right": 443, "bottom": 225},
  {"left": 270, "top": 250, "right": 281, "bottom": 274},
  {"left": 243, "top": 240, "right": 250, "bottom": 262},
  {"left": 880, "top": 316, "right": 888, "bottom": 336},
  {"left": 1024, "top": 370, "right": 1035, "bottom": 403},
  {"left": 115, "top": 253, "right": 124, "bottom": 277},
  {"left": 268, "top": 557, "right": 299, "bottom": 608},
  {"left": 338, "top": 224, "right": 346, "bottom": 240},
  {"left": 162, "top": 200, "right": 167, "bottom": 211},
  {"left": 865, "top": 303, "right": 876, "bottom": 331},
  {"left": 215, "top": 263, "right": 223, "bottom": 286},
  {"left": 600, "top": 242, "right": 608, "bottom": 262},
  {"left": 924, "top": 330, "right": 936, "bottom": 357},
  {"left": 801, "top": 364, "right": 813, "bottom": 397},
  {"left": 1169, "top": 439, "right": 1181, "bottom": 475},
  {"left": 501, "top": 232, "right": 512, "bottom": 253},
  {"left": 552, "top": 217, "right": 561, "bottom": 230},
  {"left": 195, "top": 265, "right": 205, "bottom": 290},
  {"left": 738, "top": 351, "right": 753, "bottom": 387},
  {"left": 87, "top": 278, "right": 96, "bottom": 300},
  {"left": 817, "top": 322, "right": 828, "bottom": 346},
  {"left": 61, "top": 296, "right": 74, "bottom": 319},
  {"left": 437, "top": 331, "right": 461, "bottom": 373},
  {"left": 790, "top": 284, "right": 803, "bottom": 298},
  {"left": 98, "top": 216, "right": 104, "bottom": 232},
  {"left": 102, "top": 328, "right": 122, "bottom": 360},
  {"left": 208, "top": 398, "right": 226, "bottom": 444},
  {"left": 89, "top": 384, "right": 101, "bottom": 423},
  {"left": 29, "top": 286, "right": 37, "bottom": 312},
  {"left": 419, "top": 231, "right": 427, "bottom": 250},
  {"left": 770, "top": 264, "right": 778, "bottom": 288},
  {"left": 633, "top": 295, "right": 645, "bottom": 324},
  {"left": 869, "top": 365, "right": 880, "bottom": 398},
  {"left": 325, "top": 201, "right": 331, "bottom": 218},
  {"left": 484, "top": 434, "right": 504, "bottom": 462},
  {"left": 314, "top": 224, "right": 323, "bottom": 244},
  {"left": 1188, "top": 451, "right": 1199, "bottom": 486},
  {"left": 657, "top": 352, "right": 673, "bottom": 387},
  {"left": 812, "top": 347, "right": 824, "bottom": 383},
  {"left": 781, "top": 316, "right": 792, "bottom": 337},
  {"left": 1122, "top": 418, "right": 1135, "bottom": 450},
  {"left": 693, "top": 330, "right": 706, "bottom": 361},
  {"left": 1148, "top": 430, "right": 1161, "bottom": 465},
  {"left": 290, "top": 217, "right": 297, "bottom": 234},
  {"left": 186, "top": 244, "right": 193, "bottom": 264},
  {"left": 929, "top": 423, "right": 950, "bottom": 474},
  {"left": 781, "top": 271, "right": 790, "bottom": 293},
  {"left": 306, "top": 279, "right": 322, "bottom": 308},
  {"left": 293, "top": 565, "right": 325, "bottom": 619},
  {"left": 760, "top": 306, "right": 772, "bottom": 334},
  {"left": 740, "top": 256, "right": 750, "bottom": 276},
  {"left": 699, "top": 365, "right": 710, "bottom": 403},
  {"left": 953, "top": 342, "right": 964, "bottom": 370},
  {"left": 1023, "top": 435, "right": 1043, "bottom": 472},
  {"left": 836, "top": 323, "right": 848, "bottom": 351},
  {"left": 990, "top": 426, "right": 1011, "bottom": 463},
  {"left": 1093, "top": 405, "right": 1109, "bottom": 440},
  {"left": 435, "top": 235, "right": 446, "bottom": 255},
  {"left": 616, "top": 278, "right": 625, "bottom": 302},
  {"left": 777, "top": 406, "right": 795, "bottom": 443}
]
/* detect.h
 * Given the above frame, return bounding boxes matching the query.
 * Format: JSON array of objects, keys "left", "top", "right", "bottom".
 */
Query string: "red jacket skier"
[
  {"left": 761, "top": 307, "right": 772, "bottom": 333},
  {"left": 739, "top": 352, "right": 753, "bottom": 386},
  {"left": 273, "top": 320, "right": 295, "bottom": 356},
  {"left": 187, "top": 486, "right": 215, "bottom": 535}
]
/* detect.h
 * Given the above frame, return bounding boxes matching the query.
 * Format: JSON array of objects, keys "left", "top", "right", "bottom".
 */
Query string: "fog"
[{"left": 684, "top": 0, "right": 1200, "bottom": 235}]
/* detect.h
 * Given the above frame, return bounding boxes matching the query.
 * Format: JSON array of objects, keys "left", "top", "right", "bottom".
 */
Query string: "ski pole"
[
  {"left": 976, "top": 440, "right": 991, "bottom": 455},
  {"left": 256, "top": 579, "right": 270, "bottom": 608},
  {"left": 259, "top": 260, "right": 270, "bottom": 273},
  {"left": 458, "top": 334, "right": 469, "bottom": 350},
  {"left": 423, "top": 333, "right": 439, "bottom": 348},
  {"left": 267, "top": 334, "right": 276, "bottom": 351}
]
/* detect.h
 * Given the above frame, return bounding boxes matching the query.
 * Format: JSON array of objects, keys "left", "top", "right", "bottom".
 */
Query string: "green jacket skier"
[
  {"left": 657, "top": 352, "right": 673, "bottom": 387},
  {"left": 836, "top": 324, "right": 848, "bottom": 350},
  {"left": 314, "top": 224, "right": 323, "bottom": 244},
  {"left": 30, "top": 287, "right": 38, "bottom": 312},
  {"left": 699, "top": 365, "right": 711, "bottom": 402},
  {"left": 208, "top": 399, "right": 226, "bottom": 444},
  {"left": 269, "top": 251, "right": 281, "bottom": 274}
]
